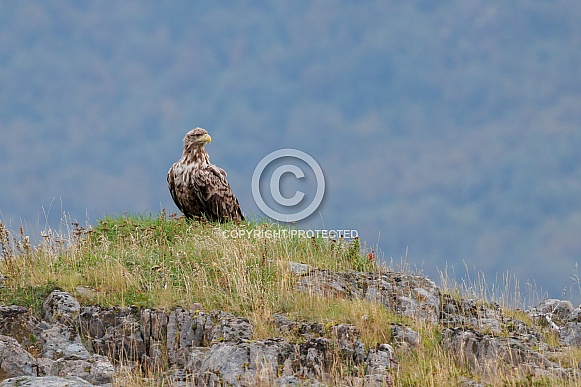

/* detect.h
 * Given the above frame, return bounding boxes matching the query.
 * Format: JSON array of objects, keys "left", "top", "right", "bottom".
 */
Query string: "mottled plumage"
[{"left": 167, "top": 128, "right": 244, "bottom": 222}]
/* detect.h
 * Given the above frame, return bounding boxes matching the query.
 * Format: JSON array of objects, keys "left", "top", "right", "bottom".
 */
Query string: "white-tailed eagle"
[{"left": 167, "top": 128, "right": 244, "bottom": 222}]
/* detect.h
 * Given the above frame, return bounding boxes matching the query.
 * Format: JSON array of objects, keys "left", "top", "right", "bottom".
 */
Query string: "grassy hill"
[
  {"left": 3, "top": 2, "right": 581, "bottom": 301},
  {"left": 1, "top": 214, "right": 581, "bottom": 386}
]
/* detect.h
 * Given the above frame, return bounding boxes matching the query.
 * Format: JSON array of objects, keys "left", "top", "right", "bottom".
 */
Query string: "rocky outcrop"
[
  {"left": 2, "top": 265, "right": 581, "bottom": 385},
  {"left": 0, "top": 375, "right": 94, "bottom": 387},
  {"left": 293, "top": 264, "right": 441, "bottom": 323},
  {"left": 441, "top": 328, "right": 567, "bottom": 379},
  {"left": 0, "top": 335, "right": 38, "bottom": 379},
  {"left": 0, "top": 293, "right": 118, "bottom": 386},
  {"left": 0, "top": 306, "right": 45, "bottom": 348},
  {"left": 0, "top": 290, "right": 400, "bottom": 386}
]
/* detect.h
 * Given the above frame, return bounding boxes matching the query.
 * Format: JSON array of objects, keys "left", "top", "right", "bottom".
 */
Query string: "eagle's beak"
[{"left": 203, "top": 134, "right": 212, "bottom": 143}]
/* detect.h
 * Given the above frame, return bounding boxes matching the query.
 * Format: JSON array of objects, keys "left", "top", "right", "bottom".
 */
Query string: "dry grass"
[
  {"left": 1, "top": 213, "right": 371, "bottom": 310},
  {"left": 438, "top": 261, "right": 550, "bottom": 310},
  {"left": 2, "top": 213, "right": 581, "bottom": 386}
]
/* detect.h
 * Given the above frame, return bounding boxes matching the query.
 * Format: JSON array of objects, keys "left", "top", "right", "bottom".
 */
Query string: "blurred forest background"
[{"left": 1, "top": 1, "right": 581, "bottom": 304}]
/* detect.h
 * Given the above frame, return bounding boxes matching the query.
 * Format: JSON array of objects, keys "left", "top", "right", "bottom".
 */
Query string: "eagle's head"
[{"left": 184, "top": 127, "right": 212, "bottom": 149}]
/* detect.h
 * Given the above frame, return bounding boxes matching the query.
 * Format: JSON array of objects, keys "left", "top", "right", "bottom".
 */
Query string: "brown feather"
[{"left": 167, "top": 128, "right": 244, "bottom": 222}]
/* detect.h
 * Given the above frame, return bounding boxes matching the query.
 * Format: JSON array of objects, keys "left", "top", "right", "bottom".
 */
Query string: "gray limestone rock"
[
  {"left": 365, "top": 343, "right": 397, "bottom": 375},
  {"left": 0, "top": 306, "right": 44, "bottom": 349},
  {"left": 570, "top": 307, "right": 581, "bottom": 322},
  {"left": 88, "top": 355, "right": 115, "bottom": 385},
  {"left": 43, "top": 291, "right": 81, "bottom": 326},
  {"left": 0, "top": 335, "right": 38, "bottom": 379},
  {"left": 390, "top": 324, "right": 420, "bottom": 349},
  {"left": 289, "top": 261, "right": 314, "bottom": 276},
  {"left": 166, "top": 308, "right": 253, "bottom": 367},
  {"left": 441, "top": 327, "right": 568, "bottom": 379},
  {"left": 440, "top": 294, "right": 503, "bottom": 333},
  {"left": 559, "top": 322, "right": 581, "bottom": 346},
  {"left": 331, "top": 324, "right": 365, "bottom": 364},
  {"left": 296, "top": 338, "right": 331, "bottom": 380},
  {"left": 40, "top": 323, "right": 91, "bottom": 360},
  {"left": 0, "top": 376, "right": 93, "bottom": 387},
  {"left": 295, "top": 269, "right": 441, "bottom": 323},
  {"left": 275, "top": 375, "right": 328, "bottom": 386},
  {"left": 78, "top": 305, "right": 145, "bottom": 362},
  {"left": 196, "top": 339, "right": 292, "bottom": 386}
]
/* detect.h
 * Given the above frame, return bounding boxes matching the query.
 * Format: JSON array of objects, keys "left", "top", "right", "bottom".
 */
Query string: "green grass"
[
  {"left": 2, "top": 213, "right": 581, "bottom": 386},
  {"left": 0, "top": 281, "right": 61, "bottom": 316},
  {"left": 0, "top": 212, "right": 378, "bottom": 323}
]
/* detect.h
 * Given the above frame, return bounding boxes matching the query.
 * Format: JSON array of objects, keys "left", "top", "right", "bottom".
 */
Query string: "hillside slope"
[{"left": 1, "top": 215, "right": 581, "bottom": 386}]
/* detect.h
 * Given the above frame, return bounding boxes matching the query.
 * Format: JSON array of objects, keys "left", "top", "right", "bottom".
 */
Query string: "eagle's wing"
[
  {"left": 192, "top": 165, "right": 244, "bottom": 221},
  {"left": 167, "top": 167, "right": 181, "bottom": 212},
  {"left": 168, "top": 164, "right": 196, "bottom": 217}
]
